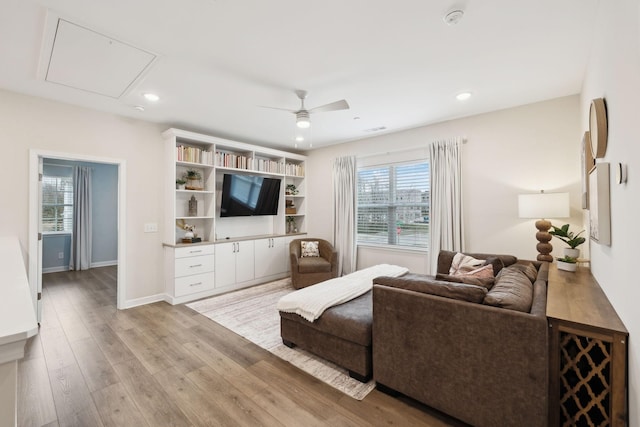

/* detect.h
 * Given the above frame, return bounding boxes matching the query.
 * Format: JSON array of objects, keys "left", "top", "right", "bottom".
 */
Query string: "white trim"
[
  {"left": 42, "top": 266, "right": 70, "bottom": 274},
  {"left": 29, "top": 149, "right": 127, "bottom": 317},
  {"left": 90, "top": 260, "right": 118, "bottom": 268},
  {"left": 122, "top": 294, "right": 166, "bottom": 309}
]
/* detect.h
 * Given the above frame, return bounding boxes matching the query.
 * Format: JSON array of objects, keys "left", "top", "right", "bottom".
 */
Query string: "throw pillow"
[
  {"left": 436, "top": 273, "right": 495, "bottom": 290},
  {"left": 483, "top": 257, "right": 505, "bottom": 276},
  {"left": 460, "top": 264, "right": 494, "bottom": 279},
  {"left": 301, "top": 241, "right": 320, "bottom": 257},
  {"left": 504, "top": 262, "right": 538, "bottom": 283},
  {"left": 483, "top": 268, "right": 533, "bottom": 312},
  {"left": 449, "top": 252, "right": 485, "bottom": 275}
]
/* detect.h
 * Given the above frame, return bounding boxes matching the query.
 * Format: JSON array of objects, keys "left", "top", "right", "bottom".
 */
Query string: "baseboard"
[
  {"left": 122, "top": 293, "right": 166, "bottom": 309},
  {"left": 90, "top": 260, "right": 118, "bottom": 268},
  {"left": 43, "top": 266, "right": 70, "bottom": 274}
]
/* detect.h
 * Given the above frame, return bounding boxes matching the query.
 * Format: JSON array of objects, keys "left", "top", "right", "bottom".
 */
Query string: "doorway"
[{"left": 28, "top": 149, "right": 127, "bottom": 321}]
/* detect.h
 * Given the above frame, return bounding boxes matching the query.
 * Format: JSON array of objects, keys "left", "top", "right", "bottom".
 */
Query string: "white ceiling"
[{"left": 0, "top": 0, "right": 599, "bottom": 151}]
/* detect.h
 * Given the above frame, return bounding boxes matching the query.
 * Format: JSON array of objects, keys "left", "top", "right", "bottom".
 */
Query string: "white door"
[{"left": 235, "top": 240, "right": 255, "bottom": 284}]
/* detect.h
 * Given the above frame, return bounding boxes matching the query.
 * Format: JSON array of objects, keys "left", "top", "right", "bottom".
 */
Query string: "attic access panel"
[{"left": 45, "top": 19, "right": 156, "bottom": 98}]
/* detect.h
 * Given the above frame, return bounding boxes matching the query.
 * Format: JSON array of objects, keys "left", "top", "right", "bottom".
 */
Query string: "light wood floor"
[{"left": 17, "top": 266, "right": 464, "bottom": 427}]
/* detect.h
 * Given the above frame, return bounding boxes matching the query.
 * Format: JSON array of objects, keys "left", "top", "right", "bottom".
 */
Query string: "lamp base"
[{"left": 535, "top": 219, "right": 553, "bottom": 262}]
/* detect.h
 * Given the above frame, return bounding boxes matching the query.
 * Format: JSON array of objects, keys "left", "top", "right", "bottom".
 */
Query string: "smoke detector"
[{"left": 443, "top": 9, "right": 464, "bottom": 25}]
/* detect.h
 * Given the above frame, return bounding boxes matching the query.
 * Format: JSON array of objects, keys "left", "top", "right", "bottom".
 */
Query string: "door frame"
[{"left": 28, "top": 149, "right": 127, "bottom": 315}]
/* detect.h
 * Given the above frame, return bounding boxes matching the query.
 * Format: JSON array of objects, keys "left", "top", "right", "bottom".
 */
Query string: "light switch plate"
[{"left": 144, "top": 223, "right": 158, "bottom": 233}]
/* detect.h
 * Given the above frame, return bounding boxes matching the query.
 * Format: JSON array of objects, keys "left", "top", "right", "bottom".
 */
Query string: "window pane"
[
  {"left": 357, "top": 160, "right": 429, "bottom": 249},
  {"left": 42, "top": 175, "right": 73, "bottom": 232}
]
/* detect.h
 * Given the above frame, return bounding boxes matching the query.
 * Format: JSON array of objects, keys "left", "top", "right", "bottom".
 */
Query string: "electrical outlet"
[
  {"left": 144, "top": 223, "right": 158, "bottom": 233},
  {"left": 58, "top": 252, "right": 64, "bottom": 259}
]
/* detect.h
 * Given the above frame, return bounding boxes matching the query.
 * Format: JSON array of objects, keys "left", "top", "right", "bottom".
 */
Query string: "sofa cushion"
[
  {"left": 435, "top": 273, "right": 495, "bottom": 290},
  {"left": 506, "top": 262, "right": 538, "bottom": 283},
  {"left": 483, "top": 267, "right": 533, "bottom": 312},
  {"left": 298, "top": 257, "right": 331, "bottom": 273},
  {"left": 374, "top": 274, "right": 487, "bottom": 303},
  {"left": 301, "top": 241, "right": 320, "bottom": 257}
]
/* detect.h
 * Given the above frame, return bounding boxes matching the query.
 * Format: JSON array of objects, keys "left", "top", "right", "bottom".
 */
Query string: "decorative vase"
[
  {"left": 557, "top": 260, "right": 577, "bottom": 272},
  {"left": 177, "top": 183, "right": 186, "bottom": 190},
  {"left": 563, "top": 248, "right": 580, "bottom": 258}
]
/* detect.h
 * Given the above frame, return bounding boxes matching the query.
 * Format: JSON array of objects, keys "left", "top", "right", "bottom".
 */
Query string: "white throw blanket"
[{"left": 277, "top": 264, "right": 409, "bottom": 322}]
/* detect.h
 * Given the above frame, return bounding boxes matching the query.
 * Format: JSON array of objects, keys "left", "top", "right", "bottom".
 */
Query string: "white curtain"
[
  {"left": 70, "top": 166, "right": 92, "bottom": 270},
  {"left": 332, "top": 156, "right": 357, "bottom": 275},
  {"left": 429, "top": 138, "right": 464, "bottom": 274}
]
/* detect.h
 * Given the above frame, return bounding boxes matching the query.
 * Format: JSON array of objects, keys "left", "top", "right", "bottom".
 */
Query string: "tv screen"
[{"left": 220, "top": 174, "right": 281, "bottom": 217}]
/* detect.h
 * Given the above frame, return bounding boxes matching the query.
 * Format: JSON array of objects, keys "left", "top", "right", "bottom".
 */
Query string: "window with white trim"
[
  {"left": 357, "top": 160, "right": 430, "bottom": 249},
  {"left": 42, "top": 175, "right": 74, "bottom": 232}
]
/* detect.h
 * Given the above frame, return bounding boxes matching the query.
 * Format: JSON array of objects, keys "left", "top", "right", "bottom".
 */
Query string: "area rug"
[{"left": 186, "top": 278, "right": 376, "bottom": 400}]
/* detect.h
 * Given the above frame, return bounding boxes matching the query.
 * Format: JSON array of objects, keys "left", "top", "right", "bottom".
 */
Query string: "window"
[
  {"left": 42, "top": 175, "right": 73, "bottom": 232},
  {"left": 357, "top": 160, "right": 430, "bottom": 249}
]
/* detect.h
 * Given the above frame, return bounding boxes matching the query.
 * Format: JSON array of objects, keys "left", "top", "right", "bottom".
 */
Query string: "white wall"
[
  {"left": 581, "top": 0, "right": 640, "bottom": 424},
  {"left": 0, "top": 89, "right": 165, "bottom": 303},
  {"left": 306, "top": 95, "right": 582, "bottom": 273}
]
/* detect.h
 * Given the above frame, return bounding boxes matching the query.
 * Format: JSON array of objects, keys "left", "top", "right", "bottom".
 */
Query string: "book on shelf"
[
  {"left": 176, "top": 145, "right": 213, "bottom": 165},
  {"left": 285, "top": 163, "right": 304, "bottom": 177},
  {"left": 215, "top": 151, "right": 252, "bottom": 170}
]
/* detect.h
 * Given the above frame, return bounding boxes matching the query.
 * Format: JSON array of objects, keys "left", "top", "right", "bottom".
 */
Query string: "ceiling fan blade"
[
  {"left": 258, "top": 105, "right": 298, "bottom": 113},
  {"left": 308, "top": 99, "right": 350, "bottom": 113}
]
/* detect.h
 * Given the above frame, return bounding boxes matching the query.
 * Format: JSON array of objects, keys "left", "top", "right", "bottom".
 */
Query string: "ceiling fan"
[{"left": 263, "top": 90, "right": 350, "bottom": 129}]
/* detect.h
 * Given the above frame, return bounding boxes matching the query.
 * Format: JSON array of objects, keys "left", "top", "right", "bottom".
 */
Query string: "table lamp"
[{"left": 518, "top": 191, "right": 569, "bottom": 262}]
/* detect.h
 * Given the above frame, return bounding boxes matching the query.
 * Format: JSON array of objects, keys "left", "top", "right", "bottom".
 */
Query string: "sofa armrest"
[{"left": 373, "top": 282, "right": 548, "bottom": 427}]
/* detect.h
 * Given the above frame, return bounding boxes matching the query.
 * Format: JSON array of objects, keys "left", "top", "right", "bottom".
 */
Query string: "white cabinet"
[
  {"left": 164, "top": 243, "right": 215, "bottom": 304},
  {"left": 255, "top": 237, "right": 287, "bottom": 279},
  {"left": 163, "top": 128, "right": 307, "bottom": 304},
  {"left": 214, "top": 240, "right": 255, "bottom": 288}
]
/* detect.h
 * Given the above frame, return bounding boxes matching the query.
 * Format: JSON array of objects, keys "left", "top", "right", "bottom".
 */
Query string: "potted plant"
[
  {"left": 550, "top": 224, "right": 586, "bottom": 258},
  {"left": 556, "top": 255, "right": 578, "bottom": 272},
  {"left": 286, "top": 184, "right": 299, "bottom": 195},
  {"left": 183, "top": 169, "right": 202, "bottom": 190},
  {"left": 176, "top": 178, "right": 186, "bottom": 190}
]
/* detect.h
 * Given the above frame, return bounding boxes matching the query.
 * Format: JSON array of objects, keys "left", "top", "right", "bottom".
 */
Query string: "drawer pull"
[
  {"left": 189, "top": 264, "right": 203, "bottom": 268},
  {"left": 189, "top": 250, "right": 202, "bottom": 254},
  {"left": 189, "top": 282, "right": 203, "bottom": 287}
]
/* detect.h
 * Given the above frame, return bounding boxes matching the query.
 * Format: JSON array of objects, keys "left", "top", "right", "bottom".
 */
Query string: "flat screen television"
[{"left": 220, "top": 174, "right": 281, "bottom": 217}]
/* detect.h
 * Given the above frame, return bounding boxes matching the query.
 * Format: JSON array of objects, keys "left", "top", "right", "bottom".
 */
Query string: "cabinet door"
[
  {"left": 255, "top": 237, "right": 287, "bottom": 279},
  {"left": 235, "top": 240, "right": 255, "bottom": 283},
  {"left": 214, "top": 242, "right": 236, "bottom": 288}
]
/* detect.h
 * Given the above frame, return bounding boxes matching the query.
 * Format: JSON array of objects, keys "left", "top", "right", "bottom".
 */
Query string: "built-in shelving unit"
[{"left": 162, "top": 128, "right": 307, "bottom": 304}]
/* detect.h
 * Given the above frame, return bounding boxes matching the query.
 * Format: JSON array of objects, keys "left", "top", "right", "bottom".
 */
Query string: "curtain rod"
[{"left": 356, "top": 137, "right": 467, "bottom": 160}]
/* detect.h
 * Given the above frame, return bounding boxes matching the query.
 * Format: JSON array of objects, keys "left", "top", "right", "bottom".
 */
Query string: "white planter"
[
  {"left": 563, "top": 248, "right": 580, "bottom": 258},
  {"left": 557, "top": 260, "right": 577, "bottom": 272}
]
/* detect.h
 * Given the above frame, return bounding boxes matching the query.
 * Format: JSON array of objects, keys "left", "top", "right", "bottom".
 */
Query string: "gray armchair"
[{"left": 289, "top": 238, "right": 338, "bottom": 289}]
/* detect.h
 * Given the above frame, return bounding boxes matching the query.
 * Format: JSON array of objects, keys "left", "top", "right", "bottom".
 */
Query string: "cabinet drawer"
[
  {"left": 175, "top": 244, "right": 214, "bottom": 258},
  {"left": 174, "top": 272, "right": 214, "bottom": 297},
  {"left": 175, "top": 254, "right": 214, "bottom": 277}
]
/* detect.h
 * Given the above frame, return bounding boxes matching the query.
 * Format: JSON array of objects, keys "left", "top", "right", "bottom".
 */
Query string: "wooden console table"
[{"left": 546, "top": 264, "right": 628, "bottom": 426}]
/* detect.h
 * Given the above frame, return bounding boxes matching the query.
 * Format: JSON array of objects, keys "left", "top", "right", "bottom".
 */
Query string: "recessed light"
[
  {"left": 133, "top": 105, "right": 145, "bottom": 111},
  {"left": 143, "top": 93, "right": 160, "bottom": 102},
  {"left": 456, "top": 92, "right": 472, "bottom": 101}
]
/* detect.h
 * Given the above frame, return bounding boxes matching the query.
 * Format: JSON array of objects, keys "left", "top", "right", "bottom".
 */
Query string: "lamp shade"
[{"left": 518, "top": 192, "right": 569, "bottom": 219}]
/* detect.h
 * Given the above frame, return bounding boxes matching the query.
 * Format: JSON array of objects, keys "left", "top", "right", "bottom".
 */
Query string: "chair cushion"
[{"left": 298, "top": 257, "right": 332, "bottom": 273}]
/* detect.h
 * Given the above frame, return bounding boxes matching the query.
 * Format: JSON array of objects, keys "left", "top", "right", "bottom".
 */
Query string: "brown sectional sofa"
[
  {"left": 279, "top": 251, "right": 549, "bottom": 427},
  {"left": 372, "top": 251, "right": 549, "bottom": 427}
]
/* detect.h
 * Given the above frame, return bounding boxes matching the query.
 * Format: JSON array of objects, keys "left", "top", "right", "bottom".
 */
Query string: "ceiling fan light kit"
[{"left": 263, "top": 90, "right": 350, "bottom": 132}]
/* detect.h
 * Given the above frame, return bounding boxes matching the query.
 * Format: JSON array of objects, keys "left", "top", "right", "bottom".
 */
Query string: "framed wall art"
[{"left": 588, "top": 162, "right": 611, "bottom": 246}]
